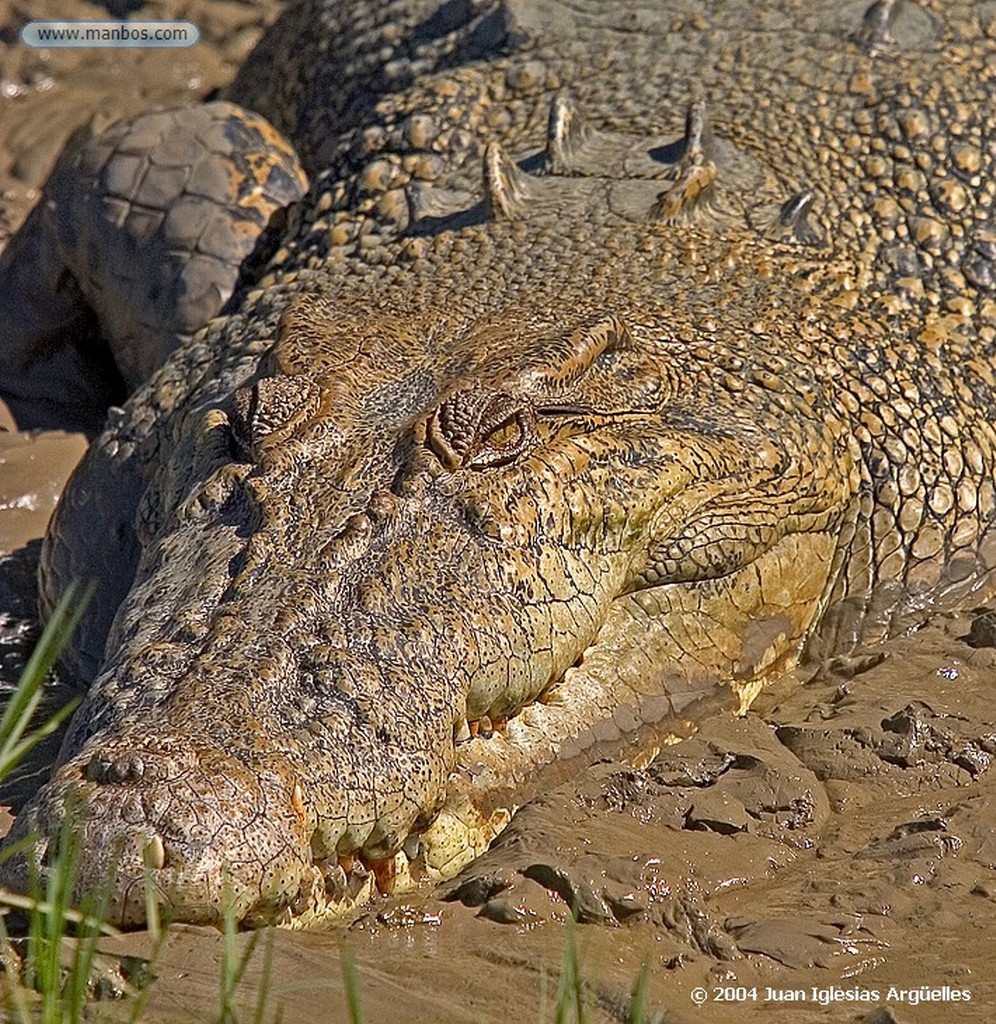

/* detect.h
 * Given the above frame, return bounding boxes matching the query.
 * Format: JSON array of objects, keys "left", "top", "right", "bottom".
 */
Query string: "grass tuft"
[
  {"left": 0, "top": 582, "right": 104, "bottom": 1023},
  {"left": 553, "top": 918, "right": 587, "bottom": 1024},
  {"left": 626, "top": 960, "right": 651, "bottom": 1024},
  {"left": 217, "top": 884, "right": 261, "bottom": 1024},
  {"left": 0, "top": 582, "right": 87, "bottom": 782}
]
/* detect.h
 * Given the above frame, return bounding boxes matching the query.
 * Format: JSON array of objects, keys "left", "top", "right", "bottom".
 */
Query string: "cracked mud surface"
[{"left": 2, "top": 3, "right": 996, "bottom": 1022}]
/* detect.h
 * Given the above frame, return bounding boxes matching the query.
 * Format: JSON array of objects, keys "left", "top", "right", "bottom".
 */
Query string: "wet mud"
[
  {"left": 1, "top": 4, "right": 996, "bottom": 1023},
  {"left": 82, "top": 618, "right": 996, "bottom": 1024}
]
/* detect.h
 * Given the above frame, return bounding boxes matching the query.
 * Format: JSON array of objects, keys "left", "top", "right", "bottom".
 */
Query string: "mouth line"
[
  {"left": 273, "top": 679, "right": 731, "bottom": 926},
  {"left": 13, "top": 620, "right": 740, "bottom": 930},
  {"left": 261, "top": 842, "right": 420, "bottom": 928}
]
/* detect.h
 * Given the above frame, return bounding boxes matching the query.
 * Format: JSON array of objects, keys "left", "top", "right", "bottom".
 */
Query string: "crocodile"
[{"left": 0, "top": 0, "right": 994, "bottom": 928}]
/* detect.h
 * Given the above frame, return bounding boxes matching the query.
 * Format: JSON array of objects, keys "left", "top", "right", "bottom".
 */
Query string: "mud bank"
[{"left": 75, "top": 612, "right": 996, "bottom": 1023}]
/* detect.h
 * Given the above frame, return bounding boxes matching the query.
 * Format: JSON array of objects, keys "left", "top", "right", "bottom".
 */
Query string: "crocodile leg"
[{"left": 0, "top": 103, "right": 306, "bottom": 434}]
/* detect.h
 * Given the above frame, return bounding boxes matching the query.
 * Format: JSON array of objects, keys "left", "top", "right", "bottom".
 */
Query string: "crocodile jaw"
[{"left": 3, "top": 524, "right": 840, "bottom": 927}]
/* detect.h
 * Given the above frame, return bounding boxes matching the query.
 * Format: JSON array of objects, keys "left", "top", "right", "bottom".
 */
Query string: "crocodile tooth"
[
  {"left": 291, "top": 781, "right": 305, "bottom": 817},
  {"left": 328, "top": 865, "right": 348, "bottom": 898},
  {"left": 454, "top": 718, "right": 471, "bottom": 745},
  {"left": 144, "top": 834, "right": 166, "bottom": 871},
  {"left": 482, "top": 141, "right": 532, "bottom": 220},
  {"left": 368, "top": 853, "right": 398, "bottom": 895},
  {"left": 319, "top": 860, "right": 348, "bottom": 899},
  {"left": 403, "top": 833, "right": 421, "bottom": 862},
  {"left": 545, "top": 91, "right": 590, "bottom": 175}
]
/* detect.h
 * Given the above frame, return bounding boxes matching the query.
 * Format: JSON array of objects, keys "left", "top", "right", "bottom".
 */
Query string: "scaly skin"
[
  {"left": 0, "top": 0, "right": 994, "bottom": 926},
  {"left": 0, "top": 102, "right": 307, "bottom": 434}
]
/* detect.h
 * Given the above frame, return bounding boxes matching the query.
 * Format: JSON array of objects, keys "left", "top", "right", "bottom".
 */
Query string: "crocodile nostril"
[
  {"left": 144, "top": 834, "right": 166, "bottom": 871},
  {"left": 84, "top": 754, "right": 146, "bottom": 785},
  {"left": 84, "top": 756, "right": 109, "bottom": 782},
  {"left": 112, "top": 756, "right": 145, "bottom": 783}
]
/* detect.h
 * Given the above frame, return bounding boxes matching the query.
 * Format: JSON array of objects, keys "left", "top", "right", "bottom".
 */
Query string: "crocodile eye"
[
  {"left": 427, "top": 387, "right": 536, "bottom": 470},
  {"left": 228, "top": 375, "right": 320, "bottom": 462},
  {"left": 463, "top": 404, "right": 535, "bottom": 469},
  {"left": 477, "top": 414, "right": 525, "bottom": 457}
]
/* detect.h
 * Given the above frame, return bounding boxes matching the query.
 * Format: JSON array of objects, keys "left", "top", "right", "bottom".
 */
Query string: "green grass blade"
[
  {"left": 216, "top": 886, "right": 261, "bottom": 1024},
  {"left": 0, "top": 913, "right": 31, "bottom": 1024},
  {"left": 341, "top": 945, "right": 364, "bottom": 1024},
  {"left": 553, "top": 919, "right": 585, "bottom": 1024},
  {"left": 0, "top": 890, "right": 119, "bottom": 935},
  {"left": 252, "top": 929, "right": 276, "bottom": 1024},
  {"left": 62, "top": 879, "right": 114, "bottom": 1020},
  {"left": 626, "top": 961, "right": 650, "bottom": 1024},
  {"left": 0, "top": 580, "right": 89, "bottom": 778},
  {"left": 0, "top": 697, "right": 80, "bottom": 781},
  {"left": 143, "top": 848, "right": 162, "bottom": 946},
  {"left": 0, "top": 581, "right": 103, "bottom": 1024},
  {"left": 31, "top": 794, "right": 77, "bottom": 1024}
]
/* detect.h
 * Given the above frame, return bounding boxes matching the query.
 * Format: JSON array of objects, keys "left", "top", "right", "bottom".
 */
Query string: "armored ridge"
[{"left": 0, "top": 0, "right": 993, "bottom": 926}]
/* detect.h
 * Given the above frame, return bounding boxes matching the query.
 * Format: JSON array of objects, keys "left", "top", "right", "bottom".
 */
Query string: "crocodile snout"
[{"left": 3, "top": 737, "right": 314, "bottom": 927}]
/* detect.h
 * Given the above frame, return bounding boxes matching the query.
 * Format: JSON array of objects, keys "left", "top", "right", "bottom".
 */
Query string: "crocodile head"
[
  {"left": 3, "top": 113, "right": 862, "bottom": 926},
  {"left": 5, "top": 286, "right": 855, "bottom": 927}
]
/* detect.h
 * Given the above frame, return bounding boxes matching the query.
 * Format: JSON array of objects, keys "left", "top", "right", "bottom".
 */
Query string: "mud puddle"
[{"left": 2, "top": 4, "right": 996, "bottom": 1023}]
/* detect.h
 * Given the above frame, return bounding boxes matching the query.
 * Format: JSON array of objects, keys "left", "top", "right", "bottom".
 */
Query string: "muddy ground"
[{"left": 1, "top": 3, "right": 996, "bottom": 1022}]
